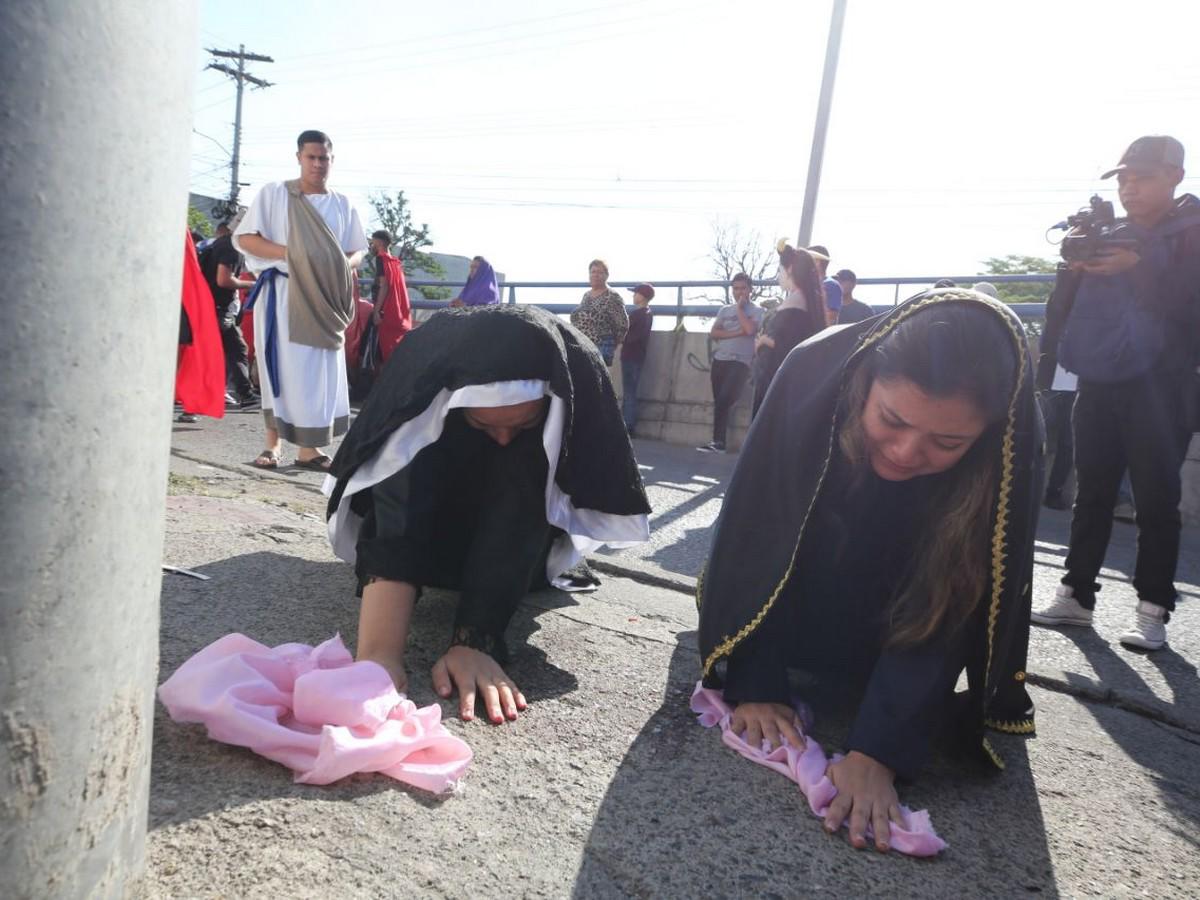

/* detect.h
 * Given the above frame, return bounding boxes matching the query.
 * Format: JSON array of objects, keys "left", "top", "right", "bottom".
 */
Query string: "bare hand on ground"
[
  {"left": 824, "top": 750, "right": 903, "bottom": 852},
  {"left": 431, "top": 645, "right": 527, "bottom": 724},
  {"left": 730, "top": 701, "right": 806, "bottom": 750}
]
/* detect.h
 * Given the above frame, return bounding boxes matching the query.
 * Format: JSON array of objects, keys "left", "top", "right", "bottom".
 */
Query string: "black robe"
[
  {"left": 325, "top": 304, "right": 651, "bottom": 592},
  {"left": 698, "top": 289, "right": 1043, "bottom": 771}
]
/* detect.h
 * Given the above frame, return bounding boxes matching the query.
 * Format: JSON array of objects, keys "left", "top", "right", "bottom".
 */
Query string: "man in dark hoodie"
[{"left": 1032, "top": 136, "right": 1200, "bottom": 651}]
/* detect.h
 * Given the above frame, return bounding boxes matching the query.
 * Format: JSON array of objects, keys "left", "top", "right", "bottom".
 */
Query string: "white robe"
[{"left": 234, "top": 182, "right": 367, "bottom": 447}]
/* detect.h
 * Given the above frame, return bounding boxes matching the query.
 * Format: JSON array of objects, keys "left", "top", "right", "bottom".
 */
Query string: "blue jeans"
[{"left": 621, "top": 358, "right": 644, "bottom": 430}]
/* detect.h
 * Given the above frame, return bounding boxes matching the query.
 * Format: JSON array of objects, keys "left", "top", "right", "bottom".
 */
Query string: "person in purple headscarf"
[{"left": 449, "top": 256, "right": 500, "bottom": 307}]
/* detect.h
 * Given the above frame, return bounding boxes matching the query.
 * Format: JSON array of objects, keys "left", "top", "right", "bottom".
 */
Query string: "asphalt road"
[{"left": 143, "top": 414, "right": 1200, "bottom": 898}]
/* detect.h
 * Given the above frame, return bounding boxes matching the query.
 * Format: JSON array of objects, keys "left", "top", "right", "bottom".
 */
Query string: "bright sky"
[{"left": 192, "top": 0, "right": 1200, "bottom": 303}]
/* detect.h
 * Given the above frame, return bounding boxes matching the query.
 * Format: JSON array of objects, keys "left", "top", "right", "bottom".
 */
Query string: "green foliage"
[
  {"left": 979, "top": 254, "right": 1058, "bottom": 304},
  {"left": 187, "top": 205, "right": 214, "bottom": 239},
  {"left": 368, "top": 191, "right": 450, "bottom": 300}
]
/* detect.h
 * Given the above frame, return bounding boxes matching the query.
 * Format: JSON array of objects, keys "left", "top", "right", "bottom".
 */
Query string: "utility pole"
[
  {"left": 797, "top": 0, "right": 848, "bottom": 248},
  {"left": 206, "top": 44, "right": 273, "bottom": 207}
]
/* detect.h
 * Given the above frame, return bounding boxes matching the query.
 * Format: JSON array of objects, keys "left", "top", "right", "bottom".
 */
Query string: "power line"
[
  {"left": 205, "top": 45, "right": 274, "bottom": 207},
  {"left": 271, "top": 0, "right": 670, "bottom": 67},
  {"left": 192, "top": 129, "right": 231, "bottom": 159}
]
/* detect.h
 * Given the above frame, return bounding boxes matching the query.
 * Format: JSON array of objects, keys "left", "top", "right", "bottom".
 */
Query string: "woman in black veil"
[{"left": 698, "top": 288, "right": 1042, "bottom": 852}]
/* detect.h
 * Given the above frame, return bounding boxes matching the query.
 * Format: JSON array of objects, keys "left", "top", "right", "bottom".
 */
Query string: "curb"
[
  {"left": 170, "top": 449, "right": 327, "bottom": 496},
  {"left": 1025, "top": 671, "right": 1200, "bottom": 736},
  {"left": 590, "top": 556, "right": 696, "bottom": 597}
]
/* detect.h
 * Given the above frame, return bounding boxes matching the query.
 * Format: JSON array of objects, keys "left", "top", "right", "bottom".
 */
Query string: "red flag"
[{"left": 175, "top": 231, "right": 226, "bottom": 418}]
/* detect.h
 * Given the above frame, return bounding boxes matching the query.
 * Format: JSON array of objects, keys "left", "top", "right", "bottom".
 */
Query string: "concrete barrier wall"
[
  {"left": 615, "top": 330, "right": 1200, "bottom": 525},
  {"left": 614, "top": 330, "right": 753, "bottom": 450}
]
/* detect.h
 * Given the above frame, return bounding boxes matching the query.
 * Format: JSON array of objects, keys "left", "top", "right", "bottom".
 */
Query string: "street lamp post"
[{"left": 797, "top": 0, "right": 849, "bottom": 248}]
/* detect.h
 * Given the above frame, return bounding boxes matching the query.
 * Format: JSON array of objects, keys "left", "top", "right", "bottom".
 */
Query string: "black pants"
[
  {"left": 710, "top": 359, "right": 749, "bottom": 445},
  {"left": 1043, "top": 390, "right": 1076, "bottom": 494},
  {"left": 221, "top": 323, "right": 255, "bottom": 399},
  {"left": 1063, "top": 369, "right": 1193, "bottom": 612}
]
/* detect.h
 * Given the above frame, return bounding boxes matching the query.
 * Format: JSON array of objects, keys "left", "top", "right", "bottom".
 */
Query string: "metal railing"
[{"left": 360, "top": 273, "right": 1055, "bottom": 325}]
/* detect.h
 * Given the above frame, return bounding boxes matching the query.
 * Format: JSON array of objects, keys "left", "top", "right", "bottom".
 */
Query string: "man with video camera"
[{"left": 1033, "top": 136, "right": 1200, "bottom": 651}]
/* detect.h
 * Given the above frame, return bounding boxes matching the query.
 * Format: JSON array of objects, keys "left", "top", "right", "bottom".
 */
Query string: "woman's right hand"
[{"left": 730, "top": 702, "right": 806, "bottom": 750}]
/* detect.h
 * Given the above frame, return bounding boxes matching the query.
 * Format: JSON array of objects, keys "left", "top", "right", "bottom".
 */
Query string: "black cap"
[
  {"left": 629, "top": 283, "right": 655, "bottom": 300},
  {"left": 1102, "top": 135, "right": 1185, "bottom": 179}
]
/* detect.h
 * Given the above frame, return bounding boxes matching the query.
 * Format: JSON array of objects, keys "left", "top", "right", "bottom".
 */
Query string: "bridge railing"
[{"left": 360, "top": 273, "right": 1055, "bottom": 327}]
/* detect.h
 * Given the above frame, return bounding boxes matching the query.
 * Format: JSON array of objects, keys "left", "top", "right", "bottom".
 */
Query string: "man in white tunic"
[{"left": 234, "top": 129, "right": 367, "bottom": 470}]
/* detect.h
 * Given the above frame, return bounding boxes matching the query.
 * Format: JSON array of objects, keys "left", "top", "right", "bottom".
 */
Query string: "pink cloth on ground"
[
  {"left": 158, "top": 634, "right": 472, "bottom": 792},
  {"left": 690, "top": 682, "right": 947, "bottom": 857}
]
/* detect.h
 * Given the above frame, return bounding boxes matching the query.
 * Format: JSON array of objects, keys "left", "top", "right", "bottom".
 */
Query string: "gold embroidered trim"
[
  {"left": 985, "top": 717, "right": 1036, "bottom": 735},
  {"left": 982, "top": 736, "right": 1006, "bottom": 770},
  {"left": 983, "top": 303, "right": 1027, "bottom": 698},
  {"left": 700, "top": 420, "right": 838, "bottom": 676},
  {"left": 701, "top": 293, "right": 985, "bottom": 677},
  {"left": 699, "top": 292, "right": 1030, "bottom": 706}
]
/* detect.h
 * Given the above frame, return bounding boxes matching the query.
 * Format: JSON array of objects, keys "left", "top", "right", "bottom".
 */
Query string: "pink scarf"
[
  {"left": 691, "top": 683, "right": 947, "bottom": 857},
  {"left": 158, "top": 634, "right": 471, "bottom": 792}
]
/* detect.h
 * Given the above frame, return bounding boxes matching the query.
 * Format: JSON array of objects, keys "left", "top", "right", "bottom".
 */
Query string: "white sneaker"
[
  {"left": 1031, "top": 584, "right": 1094, "bottom": 627},
  {"left": 1118, "top": 601, "right": 1167, "bottom": 651}
]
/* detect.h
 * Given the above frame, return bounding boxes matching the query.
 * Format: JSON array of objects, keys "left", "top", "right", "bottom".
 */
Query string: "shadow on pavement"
[
  {"left": 647, "top": 523, "right": 715, "bottom": 577},
  {"left": 573, "top": 633, "right": 1058, "bottom": 897},
  {"left": 153, "top": 551, "right": 578, "bottom": 831},
  {"left": 1059, "top": 629, "right": 1200, "bottom": 829}
]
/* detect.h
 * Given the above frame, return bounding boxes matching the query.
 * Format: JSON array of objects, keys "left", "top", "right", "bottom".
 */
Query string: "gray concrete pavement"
[{"left": 149, "top": 416, "right": 1200, "bottom": 897}]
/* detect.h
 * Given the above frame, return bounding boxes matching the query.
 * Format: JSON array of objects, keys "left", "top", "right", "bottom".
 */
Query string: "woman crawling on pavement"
[
  {"left": 325, "top": 304, "right": 650, "bottom": 725},
  {"left": 697, "top": 289, "right": 1042, "bottom": 852}
]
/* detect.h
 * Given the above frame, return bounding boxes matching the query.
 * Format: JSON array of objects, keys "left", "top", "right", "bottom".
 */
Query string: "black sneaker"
[
  {"left": 239, "top": 393, "right": 261, "bottom": 409},
  {"left": 176, "top": 412, "right": 198, "bottom": 424},
  {"left": 697, "top": 441, "right": 726, "bottom": 453},
  {"left": 552, "top": 560, "right": 602, "bottom": 592}
]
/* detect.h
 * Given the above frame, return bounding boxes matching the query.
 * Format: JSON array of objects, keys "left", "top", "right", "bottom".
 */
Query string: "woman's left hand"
[{"left": 824, "top": 751, "right": 903, "bottom": 852}]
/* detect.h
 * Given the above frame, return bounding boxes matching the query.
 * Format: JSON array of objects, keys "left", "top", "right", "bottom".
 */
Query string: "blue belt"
[{"left": 244, "top": 268, "right": 287, "bottom": 398}]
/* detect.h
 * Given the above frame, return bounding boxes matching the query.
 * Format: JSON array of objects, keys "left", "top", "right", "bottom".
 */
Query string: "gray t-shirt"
[{"left": 712, "top": 302, "right": 764, "bottom": 364}]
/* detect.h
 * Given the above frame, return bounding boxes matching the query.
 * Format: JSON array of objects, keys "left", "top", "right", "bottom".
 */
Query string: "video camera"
[{"left": 1053, "top": 195, "right": 1139, "bottom": 263}]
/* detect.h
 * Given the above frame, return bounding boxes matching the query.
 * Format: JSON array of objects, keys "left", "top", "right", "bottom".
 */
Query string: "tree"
[
  {"left": 706, "top": 219, "right": 779, "bottom": 304},
  {"left": 187, "top": 205, "right": 213, "bottom": 239},
  {"left": 979, "top": 254, "right": 1058, "bottom": 304},
  {"left": 367, "top": 191, "right": 450, "bottom": 299}
]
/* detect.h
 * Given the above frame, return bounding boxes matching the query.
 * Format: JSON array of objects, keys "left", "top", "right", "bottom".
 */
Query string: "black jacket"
[{"left": 1038, "top": 193, "right": 1200, "bottom": 390}]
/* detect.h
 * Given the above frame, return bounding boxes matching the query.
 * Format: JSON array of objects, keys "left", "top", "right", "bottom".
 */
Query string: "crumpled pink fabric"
[
  {"left": 690, "top": 682, "right": 947, "bottom": 856},
  {"left": 158, "top": 634, "right": 472, "bottom": 792}
]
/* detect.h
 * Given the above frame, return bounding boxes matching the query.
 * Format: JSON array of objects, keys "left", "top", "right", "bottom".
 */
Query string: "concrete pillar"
[{"left": 0, "top": 3, "right": 197, "bottom": 897}]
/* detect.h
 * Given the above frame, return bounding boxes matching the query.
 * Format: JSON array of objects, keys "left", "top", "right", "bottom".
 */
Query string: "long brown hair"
[
  {"left": 837, "top": 303, "right": 1018, "bottom": 647},
  {"left": 777, "top": 243, "right": 827, "bottom": 334}
]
